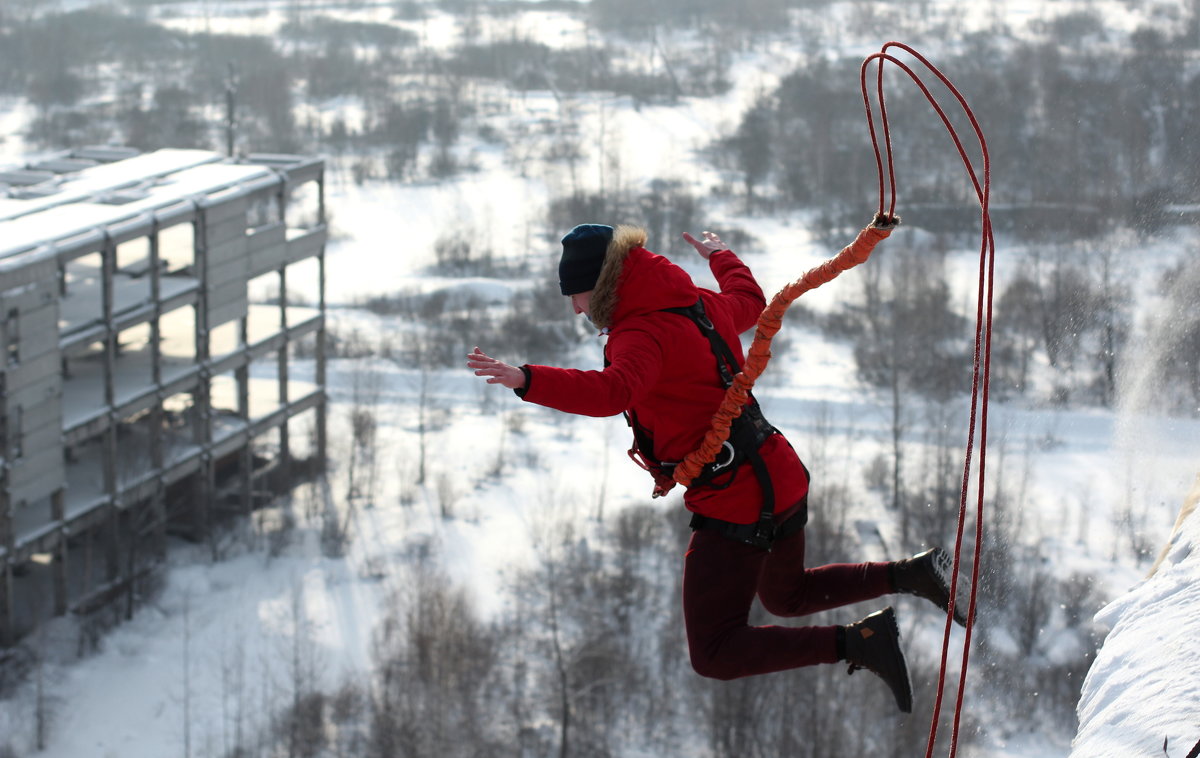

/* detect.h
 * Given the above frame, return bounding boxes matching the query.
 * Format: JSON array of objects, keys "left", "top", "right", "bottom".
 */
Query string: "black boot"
[
  {"left": 890, "top": 547, "right": 971, "bottom": 627},
  {"left": 841, "top": 606, "right": 913, "bottom": 713}
]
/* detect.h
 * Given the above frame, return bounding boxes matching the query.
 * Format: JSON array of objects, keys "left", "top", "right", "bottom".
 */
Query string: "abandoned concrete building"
[{"left": 0, "top": 147, "right": 328, "bottom": 646}]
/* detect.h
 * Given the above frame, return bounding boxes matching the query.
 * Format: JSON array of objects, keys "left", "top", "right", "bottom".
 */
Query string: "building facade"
[{"left": 0, "top": 147, "right": 328, "bottom": 645}]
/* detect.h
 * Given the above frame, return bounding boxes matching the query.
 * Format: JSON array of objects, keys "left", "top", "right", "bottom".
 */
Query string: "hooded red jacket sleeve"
[
  {"left": 705, "top": 248, "right": 767, "bottom": 333},
  {"left": 519, "top": 249, "right": 764, "bottom": 416}
]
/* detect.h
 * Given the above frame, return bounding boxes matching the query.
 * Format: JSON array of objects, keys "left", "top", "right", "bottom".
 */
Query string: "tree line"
[
  {"left": 8, "top": 2, "right": 1199, "bottom": 248},
  {"left": 0, "top": 2, "right": 732, "bottom": 170},
  {"left": 719, "top": 9, "right": 1200, "bottom": 241}
]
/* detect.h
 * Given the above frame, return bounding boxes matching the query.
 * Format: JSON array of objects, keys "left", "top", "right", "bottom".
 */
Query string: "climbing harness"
[
  {"left": 673, "top": 42, "right": 995, "bottom": 758},
  {"left": 623, "top": 297, "right": 806, "bottom": 550}
]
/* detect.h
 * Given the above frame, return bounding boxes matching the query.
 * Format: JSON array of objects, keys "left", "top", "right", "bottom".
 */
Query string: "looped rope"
[{"left": 866, "top": 41, "right": 995, "bottom": 758}]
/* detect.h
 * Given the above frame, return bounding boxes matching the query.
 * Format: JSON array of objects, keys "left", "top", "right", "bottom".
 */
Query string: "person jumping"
[{"left": 467, "top": 223, "right": 968, "bottom": 713}]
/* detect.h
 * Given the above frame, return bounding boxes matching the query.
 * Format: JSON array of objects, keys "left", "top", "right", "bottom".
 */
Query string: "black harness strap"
[{"left": 660, "top": 300, "right": 742, "bottom": 389}]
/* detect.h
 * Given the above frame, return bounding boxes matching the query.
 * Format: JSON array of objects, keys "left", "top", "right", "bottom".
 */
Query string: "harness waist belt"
[{"left": 689, "top": 498, "right": 808, "bottom": 551}]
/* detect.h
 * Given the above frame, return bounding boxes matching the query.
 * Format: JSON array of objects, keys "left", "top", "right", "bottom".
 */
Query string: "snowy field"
[
  {"left": 1071, "top": 479, "right": 1200, "bottom": 758},
  {"left": 2, "top": 1, "right": 1200, "bottom": 756}
]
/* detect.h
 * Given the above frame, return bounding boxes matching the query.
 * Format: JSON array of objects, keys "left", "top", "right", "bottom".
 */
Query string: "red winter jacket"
[{"left": 520, "top": 226, "right": 809, "bottom": 525}]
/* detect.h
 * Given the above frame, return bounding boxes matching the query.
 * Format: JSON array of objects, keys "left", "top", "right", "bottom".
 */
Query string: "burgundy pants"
[{"left": 682, "top": 524, "right": 893, "bottom": 680}]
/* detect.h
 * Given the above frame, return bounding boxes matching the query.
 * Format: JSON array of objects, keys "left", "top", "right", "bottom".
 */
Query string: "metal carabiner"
[{"left": 710, "top": 441, "right": 736, "bottom": 472}]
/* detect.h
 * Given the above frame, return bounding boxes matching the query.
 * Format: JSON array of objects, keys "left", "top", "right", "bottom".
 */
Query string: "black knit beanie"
[{"left": 559, "top": 223, "right": 613, "bottom": 295}]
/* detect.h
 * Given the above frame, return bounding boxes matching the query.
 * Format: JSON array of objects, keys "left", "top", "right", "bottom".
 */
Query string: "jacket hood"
[{"left": 589, "top": 225, "right": 699, "bottom": 330}]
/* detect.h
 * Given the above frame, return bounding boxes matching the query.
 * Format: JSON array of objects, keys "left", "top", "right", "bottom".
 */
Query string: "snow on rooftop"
[
  {"left": 0, "top": 149, "right": 222, "bottom": 221},
  {"left": 160, "top": 161, "right": 274, "bottom": 196},
  {"left": 0, "top": 151, "right": 276, "bottom": 261},
  {"left": 0, "top": 204, "right": 133, "bottom": 259}
]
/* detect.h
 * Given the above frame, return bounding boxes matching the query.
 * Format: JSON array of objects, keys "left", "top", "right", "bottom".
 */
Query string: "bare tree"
[
  {"left": 368, "top": 569, "right": 503, "bottom": 757},
  {"left": 345, "top": 355, "right": 383, "bottom": 506},
  {"left": 836, "top": 246, "right": 971, "bottom": 544},
  {"left": 284, "top": 580, "right": 325, "bottom": 758},
  {"left": 218, "top": 629, "right": 248, "bottom": 758},
  {"left": 726, "top": 94, "right": 774, "bottom": 211},
  {"left": 181, "top": 593, "right": 193, "bottom": 758}
]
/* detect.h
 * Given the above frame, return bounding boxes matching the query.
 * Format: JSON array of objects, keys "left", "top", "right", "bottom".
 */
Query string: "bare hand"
[
  {"left": 682, "top": 230, "right": 728, "bottom": 260},
  {"left": 467, "top": 347, "right": 526, "bottom": 390}
]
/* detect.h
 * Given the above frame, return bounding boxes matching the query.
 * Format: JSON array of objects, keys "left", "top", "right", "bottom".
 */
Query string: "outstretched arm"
[
  {"left": 469, "top": 331, "right": 663, "bottom": 418},
  {"left": 467, "top": 347, "right": 526, "bottom": 390},
  {"left": 683, "top": 229, "right": 765, "bottom": 332}
]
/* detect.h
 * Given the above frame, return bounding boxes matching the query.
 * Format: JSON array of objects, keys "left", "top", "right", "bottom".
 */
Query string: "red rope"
[{"left": 861, "top": 43, "right": 995, "bottom": 758}]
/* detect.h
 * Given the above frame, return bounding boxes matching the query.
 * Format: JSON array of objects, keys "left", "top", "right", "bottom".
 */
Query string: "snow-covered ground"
[
  {"left": 1071, "top": 479, "right": 1200, "bottom": 758},
  {"left": 2, "top": 1, "right": 1199, "bottom": 756}
]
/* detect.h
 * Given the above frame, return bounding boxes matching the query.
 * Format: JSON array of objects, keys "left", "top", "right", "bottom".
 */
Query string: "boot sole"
[
  {"left": 870, "top": 607, "right": 913, "bottom": 713},
  {"left": 930, "top": 548, "right": 972, "bottom": 628}
]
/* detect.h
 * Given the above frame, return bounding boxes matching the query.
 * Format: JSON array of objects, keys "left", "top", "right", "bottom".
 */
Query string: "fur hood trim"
[{"left": 589, "top": 225, "right": 646, "bottom": 330}]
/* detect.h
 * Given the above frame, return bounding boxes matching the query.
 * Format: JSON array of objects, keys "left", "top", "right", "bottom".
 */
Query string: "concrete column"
[
  {"left": 238, "top": 314, "right": 252, "bottom": 513},
  {"left": 51, "top": 489, "right": 67, "bottom": 617},
  {"left": 0, "top": 371, "right": 11, "bottom": 646},
  {"left": 277, "top": 265, "right": 290, "bottom": 488},
  {"left": 195, "top": 208, "right": 212, "bottom": 538},
  {"left": 316, "top": 169, "right": 327, "bottom": 473},
  {"left": 0, "top": 561, "right": 11, "bottom": 647},
  {"left": 316, "top": 246, "right": 327, "bottom": 473},
  {"left": 100, "top": 235, "right": 119, "bottom": 583},
  {"left": 276, "top": 181, "right": 291, "bottom": 488}
]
